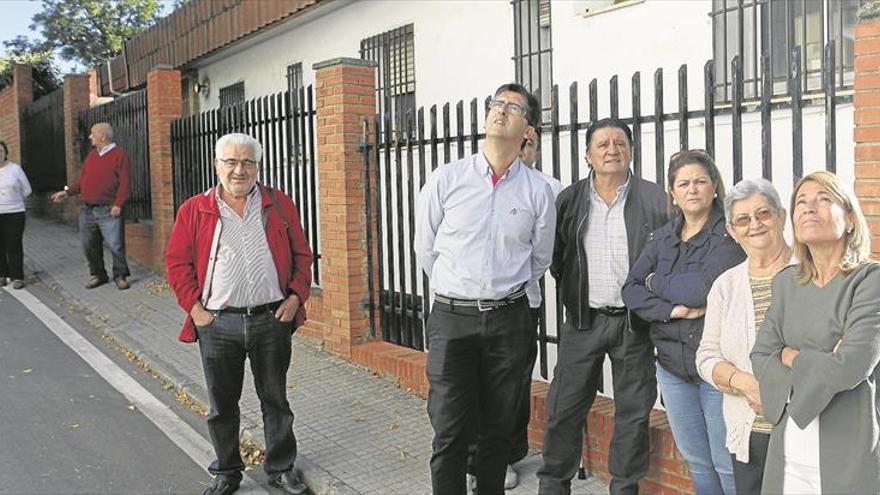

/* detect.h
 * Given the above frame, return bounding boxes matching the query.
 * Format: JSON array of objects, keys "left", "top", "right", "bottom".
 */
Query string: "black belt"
[
  {"left": 434, "top": 288, "right": 526, "bottom": 312},
  {"left": 220, "top": 300, "right": 282, "bottom": 316},
  {"left": 590, "top": 306, "right": 627, "bottom": 318},
  {"left": 84, "top": 203, "right": 110, "bottom": 208}
]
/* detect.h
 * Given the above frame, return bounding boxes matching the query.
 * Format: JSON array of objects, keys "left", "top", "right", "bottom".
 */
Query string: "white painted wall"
[{"left": 193, "top": 0, "right": 515, "bottom": 112}]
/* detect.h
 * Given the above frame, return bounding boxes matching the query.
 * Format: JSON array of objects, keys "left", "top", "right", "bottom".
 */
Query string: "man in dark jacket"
[{"left": 538, "top": 118, "right": 667, "bottom": 495}]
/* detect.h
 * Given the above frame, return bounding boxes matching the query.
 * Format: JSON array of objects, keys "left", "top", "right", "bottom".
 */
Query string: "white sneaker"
[{"left": 504, "top": 464, "right": 518, "bottom": 489}]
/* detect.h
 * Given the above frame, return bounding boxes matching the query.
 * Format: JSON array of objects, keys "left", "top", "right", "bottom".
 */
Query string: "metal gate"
[
  {"left": 20, "top": 88, "right": 66, "bottom": 192},
  {"left": 78, "top": 90, "right": 151, "bottom": 221}
]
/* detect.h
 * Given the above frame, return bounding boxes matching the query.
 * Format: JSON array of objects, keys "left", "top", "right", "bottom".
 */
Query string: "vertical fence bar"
[
  {"left": 790, "top": 45, "right": 803, "bottom": 181},
  {"left": 569, "top": 81, "right": 580, "bottom": 183},
  {"left": 442, "top": 103, "right": 451, "bottom": 164},
  {"left": 383, "top": 110, "right": 398, "bottom": 343},
  {"left": 456, "top": 100, "right": 465, "bottom": 160},
  {"left": 470, "top": 98, "right": 479, "bottom": 156},
  {"left": 430, "top": 105, "right": 438, "bottom": 171},
  {"left": 418, "top": 107, "right": 431, "bottom": 344},
  {"left": 610, "top": 75, "right": 619, "bottom": 119},
  {"left": 732, "top": 55, "right": 744, "bottom": 184},
  {"left": 406, "top": 115, "right": 420, "bottom": 349},
  {"left": 395, "top": 114, "right": 408, "bottom": 347},
  {"left": 550, "top": 85, "right": 560, "bottom": 179},
  {"left": 632, "top": 72, "right": 642, "bottom": 178},
  {"left": 362, "top": 118, "right": 376, "bottom": 339},
  {"left": 306, "top": 87, "right": 319, "bottom": 282},
  {"left": 588, "top": 79, "right": 598, "bottom": 125},
  {"left": 677, "top": 65, "right": 688, "bottom": 152},
  {"left": 373, "top": 114, "right": 388, "bottom": 342},
  {"left": 824, "top": 40, "right": 836, "bottom": 173},
  {"left": 761, "top": 51, "right": 772, "bottom": 180},
  {"left": 704, "top": 60, "right": 716, "bottom": 161},
  {"left": 654, "top": 68, "right": 665, "bottom": 189}
]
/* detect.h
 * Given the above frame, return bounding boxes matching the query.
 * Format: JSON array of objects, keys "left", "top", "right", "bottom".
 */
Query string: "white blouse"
[{"left": 0, "top": 162, "right": 32, "bottom": 214}]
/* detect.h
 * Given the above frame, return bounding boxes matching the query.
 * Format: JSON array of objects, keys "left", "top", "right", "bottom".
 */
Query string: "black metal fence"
[
  {"left": 170, "top": 88, "right": 321, "bottom": 285},
  {"left": 362, "top": 42, "right": 852, "bottom": 379},
  {"left": 20, "top": 88, "right": 66, "bottom": 192},
  {"left": 78, "top": 90, "right": 151, "bottom": 221}
]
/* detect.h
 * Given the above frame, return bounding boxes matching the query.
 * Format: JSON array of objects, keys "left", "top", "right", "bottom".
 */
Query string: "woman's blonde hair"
[{"left": 790, "top": 170, "right": 873, "bottom": 284}]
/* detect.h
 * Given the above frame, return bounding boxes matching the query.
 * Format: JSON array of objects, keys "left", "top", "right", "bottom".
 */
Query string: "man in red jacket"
[
  {"left": 165, "top": 133, "right": 312, "bottom": 495},
  {"left": 52, "top": 122, "right": 132, "bottom": 289}
]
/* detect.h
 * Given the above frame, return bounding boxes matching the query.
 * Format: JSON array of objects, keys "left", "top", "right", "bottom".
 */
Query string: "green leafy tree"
[
  {"left": 0, "top": 36, "right": 61, "bottom": 99},
  {"left": 31, "top": 0, "right": 163, "bottom": 67}
]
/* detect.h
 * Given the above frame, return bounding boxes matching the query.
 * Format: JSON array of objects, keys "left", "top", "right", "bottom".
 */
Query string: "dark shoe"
[
  {"left": 11, "top": 280, "right": 24, "bottom": 290},
  {"left": 268, "top": 470, "right": 308, "bottom": 495},
  {"left": 114, "top": 276, "right": 130, "bottom": 290},
  {"left": 84, "top": 276, "right": 108, "bottom": 289},
  {"left": 203, "top": 475, "right": 240, "bottom": 495}
]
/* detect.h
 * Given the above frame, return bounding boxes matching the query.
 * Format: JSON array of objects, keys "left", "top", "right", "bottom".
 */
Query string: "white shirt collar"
[{"left": 98, "top": 143, "right": 116, "bottom": 156}]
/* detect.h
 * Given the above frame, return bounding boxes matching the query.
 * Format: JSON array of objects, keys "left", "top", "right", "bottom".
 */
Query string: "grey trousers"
[{"left": 538, "top": 314, "right": 656, "bottom": 495}]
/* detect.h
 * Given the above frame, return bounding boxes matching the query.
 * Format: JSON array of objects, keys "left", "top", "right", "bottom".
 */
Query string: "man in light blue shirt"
[{"left": 415, "top": 83, "right": 555, "bottom": 495}]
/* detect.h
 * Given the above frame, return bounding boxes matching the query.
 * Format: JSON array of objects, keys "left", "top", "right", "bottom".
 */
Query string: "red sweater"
[
  {"left": 165, "top": 185, "right": 314, "bottom": 343},
  {"left": 68, "top": 147, "right": 131, "bottom": 207}
]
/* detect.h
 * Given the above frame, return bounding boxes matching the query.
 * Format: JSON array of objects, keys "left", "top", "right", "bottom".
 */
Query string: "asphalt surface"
[{"left": 0, "top": 286, "right": 276, "bottom": 495}]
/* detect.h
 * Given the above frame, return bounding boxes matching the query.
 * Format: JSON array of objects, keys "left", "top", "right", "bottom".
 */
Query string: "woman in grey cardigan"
[
  {"left": 750, "top": 170, "right": 880, "bottom": 494},
  {"left": 696, "top": 178, "right": 792, "bottom": 494}
]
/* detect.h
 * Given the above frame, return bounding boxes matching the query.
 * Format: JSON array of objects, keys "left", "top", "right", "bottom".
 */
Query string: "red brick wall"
[
  {"left": 855, "top": 14, "right": 880, "bottom": 256},
  {"left": 311, "top": 58, "right": 378, "bottom": 358},
  {"left": 146, "top": 68, "right": 182, "bottom": 274},
  {"left": 0, "top": 64, "right": 33, "bottom": 164},
  {"left": 60, "top": 74, "right": 91, "bottom": 225}
]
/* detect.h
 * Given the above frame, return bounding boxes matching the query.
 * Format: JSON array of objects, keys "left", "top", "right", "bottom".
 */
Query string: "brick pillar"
[
  {"left": 146, "top": 67, "right": 182, "bottom": 274},
  {"left": 855, "top": 2, "right": 880, "bottom": 257},
  {"left": 0, "top": 64, "right": 33, "bottom": 164},
  {"left": 312, "top": 57, "right": 377, "bottom": 358},
  {"left": 61, "top": 74, "right": 91, "bottom": 225}
]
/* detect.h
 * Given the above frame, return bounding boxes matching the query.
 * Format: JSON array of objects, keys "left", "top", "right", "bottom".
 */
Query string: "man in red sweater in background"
[{"left": 51, "top": 122, "right": 132, "bottom": 290}]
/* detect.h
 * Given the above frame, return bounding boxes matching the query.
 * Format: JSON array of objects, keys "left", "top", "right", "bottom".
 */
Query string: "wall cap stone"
[
  {"left": 859, "top": 0, "right": 880, "bottom": 20},
  {"left": 312, "top": 58, "right": 377, "bottom": 71}
]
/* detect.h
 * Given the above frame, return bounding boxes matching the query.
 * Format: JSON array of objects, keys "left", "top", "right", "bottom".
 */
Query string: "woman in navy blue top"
[{"left": 623, "top": 150, "right": 745, "bottom": 494}]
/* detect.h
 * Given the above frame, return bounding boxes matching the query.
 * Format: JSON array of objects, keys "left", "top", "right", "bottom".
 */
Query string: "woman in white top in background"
[
  {"left": 696, "top": 178, "right": 792, "bottom": 494},
  {"left": 0, "top": 141, "right": 32, "bottom": 289}
]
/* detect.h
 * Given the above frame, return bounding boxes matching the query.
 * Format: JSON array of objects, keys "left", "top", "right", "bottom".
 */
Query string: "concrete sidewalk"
[{"left": 19, "top": 214, "right": 608, "bottom": 495}]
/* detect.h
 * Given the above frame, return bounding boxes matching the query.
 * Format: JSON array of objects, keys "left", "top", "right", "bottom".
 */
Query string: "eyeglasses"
[
  {"left": 730, "top": 207, "right": 774, "bottom": 228},
  {"left": 217, "top": 158, "right": 258, "bottom": 169},
  {"left": 488, "top": 99, "right": 527, "bottom": 117}
]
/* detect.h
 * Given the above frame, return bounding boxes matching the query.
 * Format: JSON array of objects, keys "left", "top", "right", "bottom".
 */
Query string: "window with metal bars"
[
  {"left": 218, "top": 81, "right": 245, "bottom": 107},
  {"left": 286, "top": 62, "right": 303, "bottom": 96},
  {"left": 711, "top": 0, "right": 863, "bottom": 101},
  {"left": 360, "top": 24, "right": 416, "bottom": 141},
  {"left": 512, "top": 0, "right": 553, "bottom": 122}
]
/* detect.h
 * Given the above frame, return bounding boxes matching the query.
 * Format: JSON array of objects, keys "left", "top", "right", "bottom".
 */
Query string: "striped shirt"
[
  {"left": 584, "top": 174, "right": 631, "bottom": 308},
  {"left": 204, "top": 187, "right": 284, "bottom": 310},
  {"left": 750, "top": 274, "right": 774, "bottom": 433}
]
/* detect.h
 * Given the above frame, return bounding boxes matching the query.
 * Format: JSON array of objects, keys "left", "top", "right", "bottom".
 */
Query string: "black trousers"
[
  {"left": 196, "top": 310, "right": 297, "bottom": 479},
  {"left": 0, "top": 212, "right": 25, "bottom": 280},
  {"left": 538, "top": 314, "right": 656, "bottom": 495},
  {"left": 426, "top": 297, "right": 531, "bottom": 495},
  {"left": 731, "top": 430, "right": 769, "bottom": 495}
]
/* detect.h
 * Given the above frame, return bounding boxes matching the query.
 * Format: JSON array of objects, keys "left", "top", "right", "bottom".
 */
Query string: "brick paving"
[{"left": 20, "top": 214, "right": 608, "bottom": 495}]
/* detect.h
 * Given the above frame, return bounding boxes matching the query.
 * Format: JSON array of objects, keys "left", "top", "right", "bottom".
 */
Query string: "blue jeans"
[
  {"left": 79, "top": 205, "right": 129, "bottom": 280},
  {"left": 196, "top": 308, "right": 296, "bottom": 478},
  {"left": 656, "top": 364, "right": 735, "bottom": 495}
]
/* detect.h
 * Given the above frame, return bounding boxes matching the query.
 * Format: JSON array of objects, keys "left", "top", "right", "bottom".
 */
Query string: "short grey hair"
[
  {"left": 723, "top": 178, "right": 783, "bottom": 222},
  {"left": 93, "top": 122, "right": 113, "bottom": 140},
  {"left": 215, "top": 133, "right": 263, "bottom": 162}
]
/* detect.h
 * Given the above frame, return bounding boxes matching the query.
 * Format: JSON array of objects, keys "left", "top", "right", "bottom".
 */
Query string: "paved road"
[{"left": 0, "top": 287, "right": 270, "bottom": 494}]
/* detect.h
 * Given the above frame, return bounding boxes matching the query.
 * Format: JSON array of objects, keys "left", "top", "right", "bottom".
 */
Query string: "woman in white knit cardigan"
[{"left": 696, "top": 178, "right": 792, "bottom": 494}]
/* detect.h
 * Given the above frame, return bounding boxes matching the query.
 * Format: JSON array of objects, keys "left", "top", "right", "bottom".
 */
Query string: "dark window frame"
[
  {"left": 218, "top": 81, "right": 245, "bottom": 108},
  {"left": 711, "top": 0, "right": 864, "bottom": 101},
  {"left": 512, "top": 0, "right": 553, "bottom": 121},
  {"left": 360, "top": 24, "right": 416, "bottom": 141}
]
